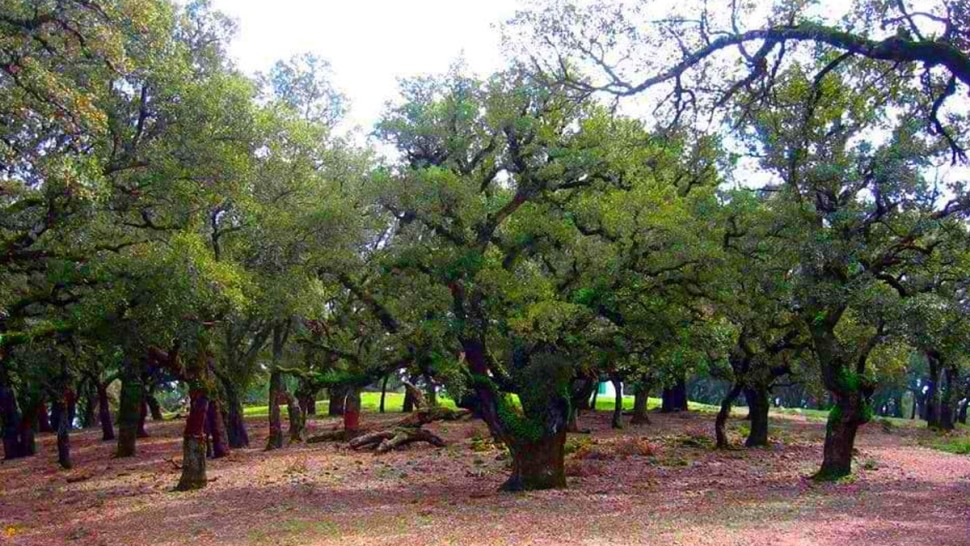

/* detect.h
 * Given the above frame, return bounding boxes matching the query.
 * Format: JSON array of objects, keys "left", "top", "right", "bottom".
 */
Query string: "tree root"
[{"left": 349, "top": 427, "right": 447, "bottom": 453}]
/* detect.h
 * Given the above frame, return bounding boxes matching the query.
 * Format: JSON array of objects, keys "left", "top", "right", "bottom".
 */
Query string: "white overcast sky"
[{"left": 211, "top": 0, "right": 522, "bottom": 133}]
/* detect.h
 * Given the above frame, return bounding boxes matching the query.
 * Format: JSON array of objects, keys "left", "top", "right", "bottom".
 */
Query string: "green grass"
[
  {"left": 243, "top": 392, "right": 456, "bottom": 417},
  {"left": 923, "top": 434, "right": 970, "bottom": 454}
]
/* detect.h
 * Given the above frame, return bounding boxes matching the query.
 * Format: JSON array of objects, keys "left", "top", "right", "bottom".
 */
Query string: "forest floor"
[{"left": 2, "top": 402, "right": 969, "bottom": 546}]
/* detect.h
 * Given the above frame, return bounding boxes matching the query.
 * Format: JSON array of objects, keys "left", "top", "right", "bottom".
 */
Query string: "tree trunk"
[
  {"left": 116, "top": 377, "right": 143, "bottom": 457},
  {"left": 401, "top": 381, "right": 415, "bottom": 413},
  {"left": 136, "top": 398, "right": 150, "bottom": 438},
  {"left": 302, "top": 396, "right": 316, "bottom": 416},
  {"left": 146, "top": 393, "right": 164, "bottom": 421},
  {"left": 610, "top": 376, "right": 623, "bottom": 429},
  {"left": 80, "top": 388, "right": 97, "bottom": 429},
  {"left": 745, "top": 386, "right": 770, "bottom": 447},
  {"left": 958, "top": 398, "right": 968, "bottom": 425},
  {"left": 37, "top": 400, "right": 53, "bottom": 433},
  {"left": 674, "top": 378, "right": 688, "bottom": 411},
  {"left": 49, "top": 398, "right": 62, "bottom": 432},
  {"left": 939, "top": 365, "right": 957, "bottom": 431},
  {"left": 176, "top": 389, "right": 209, "bottom": 491},
  {"left": 97, "top": 383, "right": 115, "bottom": 442},
  {"left": 329, "top": 385, "right": 347, "bottom": 416},
  {"left": 343, "top": 387, "right": 361, "bottom": 433},
  {"left": 661, "top": 379, "right": 688, "bottom": 413},
  {"left": 716, "top": 383, "right": 743, "bottom": 449},
  {"left": 590, "top": 386, "right": 598, "bottom": 411},
  {"left": 817, "top": 390, "right": 864, "bottom": 480},
  {"left": 424, "top": 373, "right": 437, "bottom": 407},
  {"left": 265, "top": 370, "right": 284, "bottom": 451},
  {"left": 566, "top": 377, "right": 596, "bottom": 433},
  {"left": 1, "top": 384, "right": 28, "bottom": 460},
  {"left": 224, "top": 385, "right": 248, "bottom": 448},
  {"left": 926, "top": 351, "right": 941, "bottom": 427},
  {"left": 206, "top": 399, "right": 230, "bottom": 458},
  {"left": 55, "top": 389, "right": 73, "bottom": 469},
  {"left": 379, "top": 374, "right": 389, "bottom": 414},
  {"left": 631, "top": 379, "right": 651, "bottom": 425},
  {"left": 502, "top": 429, "right": 567, "bottom": 491},
  {"left": 286, "top": 394, "right": 305, "bottom": 443}
]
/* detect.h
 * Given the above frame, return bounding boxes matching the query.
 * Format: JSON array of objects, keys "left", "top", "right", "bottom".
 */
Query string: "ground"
[{"left": 2, "top": 398, "right": 969, "bottom": 546}]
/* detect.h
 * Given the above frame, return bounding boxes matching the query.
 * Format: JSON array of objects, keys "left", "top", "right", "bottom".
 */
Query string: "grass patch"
[{"left": 923, "top": 434, "right": 970, "bottom": 455}]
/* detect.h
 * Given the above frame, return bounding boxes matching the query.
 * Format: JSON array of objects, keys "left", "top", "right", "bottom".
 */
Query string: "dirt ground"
[{"left": 1, "top": 408, "right": 968, "bottom": 546}]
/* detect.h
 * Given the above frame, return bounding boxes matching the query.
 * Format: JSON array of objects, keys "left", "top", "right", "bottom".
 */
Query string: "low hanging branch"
[{"left": 347, "top": 381, "right": 469, "bottom": 453}]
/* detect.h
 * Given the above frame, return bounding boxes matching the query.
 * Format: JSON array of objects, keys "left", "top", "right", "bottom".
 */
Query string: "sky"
[{"left": 210, "top": 0, "right": 522, "bottom": 133}]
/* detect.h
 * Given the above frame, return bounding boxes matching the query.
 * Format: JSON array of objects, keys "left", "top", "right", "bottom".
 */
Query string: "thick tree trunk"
[
  {"left": 566, "top": 377, "right": 596, "bottom": 433},
  {"left": 716, "top": 384, "right": 743, "bottom": 449},
  {"left": 97, "top": 383, "right": 115, "bottom": 442},
  {"left": 224, "top": 386, "right": 248, "bottom": 449},
  {"left": 503, "top": 430, "right": 567, "bottom": 491},
  {"left": 265, "top": 370, "right": 284, "bottom": 451},
  {"left": 610, "top": 376, "right": 624, "bottom": 429},
  {"left": 329, "top": 385, "right": 347, "bottom": 416},
  {"left": 176, "top": 389, "right": 209, "bottom": 491},
  {"left": 343, "top": 387, "right": 361, "bottom": 433},
  {"left": 745, "top": 386, "right": 770, "bottom": 447},
  {"left": 817, "top": 391, "right": 864, "bottom": 480},
  {"left": 661, "top": 379, "right": 688, "bottom": 413},
  {"left": 1, "top": 384, "right": 28, "bottom": 460},
  {"left": 286, "top": 394, "right": 305, "bottom": 443},
  {"left": 206, "top": 399, "right": 230, "bottom": 458},
  {"left": 116, "top": 377, "right": 144, "bottom": 457},
  {"left": 631, "top": 379, "right": 651, "bottom": 425},
  {"left": 379, "top": 374, "right": 389, "bottom": 413}
]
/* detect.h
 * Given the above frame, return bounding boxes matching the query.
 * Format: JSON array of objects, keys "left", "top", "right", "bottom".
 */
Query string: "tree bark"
[
  {"left": 80, "top": 388, "right": 97, "bottom": 429},
  {"left": 329, "top": 385, "right": 347, "bottom": 416},
  {"left": 136, "top": 397, "right": 150, "bottom": 438},
  {"left": 631, "top": 379, "right": 651, "bottom": 425},
  {"left": 926, "top": 351, "right": 941, "bottom": 428},
  {"left": 716, "top": 383, "right": 743, "bottom": 448},
  {"left": 343, "top": 387, "right": 361, "bottom": 433},
  {"left": 401, "top": 381, "right": 415, "bottom": 413},
  {"left": 566, "top": 378, "right": 596, "bottom": 432},
  {"left": 502, "top": 429, "right": 567, "bottom": 491},
  {"left": 744, "top": 386, "right": 770, "bottom": 447},
  {"left": 610, "top": 376, "right": 623, "bottom": 429},
  {"left": 37, "top": 400, "right": 53, "bottom": 433},
  {"left": 224, "top": 384, "right": 249, "bottom": 448},
  {"left": 379, "top": 374, "right": 389, "bottom": 413},
  {"left": 206, "top": 399, "right": 230, "bottom": 458},
  {"left": 286, "top": 394, "right": 305, "bottom": 443},
  {"left": 96, "top": 382, "right": 115, "bottom": 442},
  {"left": 116, "top": 376, "right": 143, "bottom": 457},
  {"left": 265, "top": 370, "right": 284, "bottom": 451},
  {"left": 939, "top": 365, "right": 957, "bottom": 431},
  {"left": 146, "top": 393, "right": 164, "bottom": 421},
  {"left": 55, "top": 389, "right": 73, "bottom": 469},
  {"left": 818, "top": 390, "right": 864, "bottom": 480},
  {"left": 176, "top": 389, "right": 209, "bottom": 491},
  {"left": 1, "top": 384, "right": 28, "bottom": 460}
]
